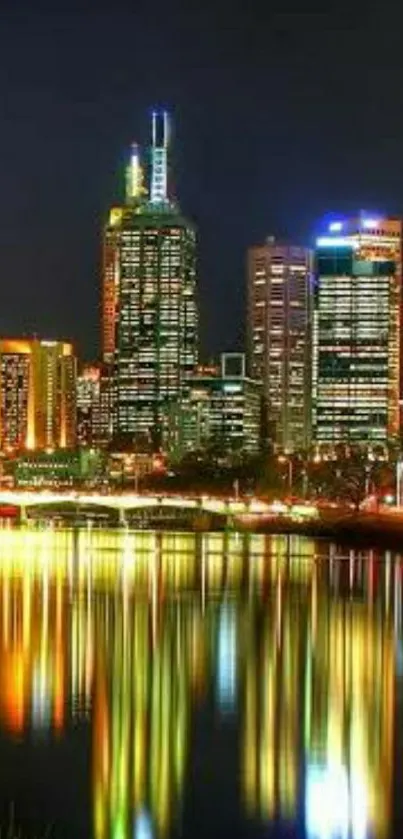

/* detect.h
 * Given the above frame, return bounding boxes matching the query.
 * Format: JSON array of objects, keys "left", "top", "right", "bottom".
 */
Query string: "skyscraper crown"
[{"left": 124, "top": 110, "right": 173, "bottom": 211}]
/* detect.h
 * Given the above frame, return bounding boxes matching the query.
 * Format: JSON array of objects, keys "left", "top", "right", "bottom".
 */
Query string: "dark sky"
[{"left": 0, "top": 0, "right": 399, "bottom": 359}]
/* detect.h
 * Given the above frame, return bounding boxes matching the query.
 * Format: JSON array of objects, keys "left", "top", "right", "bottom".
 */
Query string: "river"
[{"left": 0, "top": 525, "right": 400, "bottom": 838}]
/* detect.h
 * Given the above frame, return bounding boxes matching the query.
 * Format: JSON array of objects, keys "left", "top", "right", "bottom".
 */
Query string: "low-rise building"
[{"left": 11, "top": 448, "right": 105, "bottom": 488}]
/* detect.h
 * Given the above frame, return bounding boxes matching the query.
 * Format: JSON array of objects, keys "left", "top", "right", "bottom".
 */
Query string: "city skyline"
[
  {"left": 0, "top": 4, "right": 399, "bottom": 359},
  {"left": 1, "top": 112, "right": 402, "bottom": 458}
]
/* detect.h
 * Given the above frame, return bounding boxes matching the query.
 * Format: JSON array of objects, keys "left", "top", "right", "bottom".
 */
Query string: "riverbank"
[{"left": 250, "top": 510, "right": 403, "bottom": 550}]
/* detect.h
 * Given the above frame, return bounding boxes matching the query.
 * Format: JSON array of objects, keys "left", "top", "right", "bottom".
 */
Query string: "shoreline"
[
  {"left": 4, "top": 506, "right": 403, "bottom": 552},
  {"left": 247, "top": 512, "right": 403, "bottom": 551}
]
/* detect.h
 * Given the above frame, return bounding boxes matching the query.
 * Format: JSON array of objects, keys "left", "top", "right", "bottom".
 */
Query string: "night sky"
[{"left": 0, "top": 1, "right": 399, "bottom": 359}]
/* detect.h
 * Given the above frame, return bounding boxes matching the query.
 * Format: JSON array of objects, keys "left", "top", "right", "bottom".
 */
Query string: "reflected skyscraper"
[
  {"left": 242, "top": 567, "right": 395, "bottom": 839},
  {"left": 305, "top": 596, "right": 394, "bottom": 839},
  {"left": 92, "top": 600, "right": 196, "bottom": 839},
  {"left": 216, "top": 603, "right": 238, "bottom": 715},
  {"left": 0, "top": 528, "right": 396, "bottom": 839},
  {"left": 242, "top": 584, "right": 304, "bottom": 822}
]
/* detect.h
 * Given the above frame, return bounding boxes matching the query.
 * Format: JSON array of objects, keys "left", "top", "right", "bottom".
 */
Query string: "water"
[{"left": 0, "top": 526, "right": 400, "bottom": 838}]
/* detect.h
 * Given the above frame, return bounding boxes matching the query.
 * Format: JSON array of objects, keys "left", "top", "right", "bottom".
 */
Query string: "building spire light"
[
  {"left": 150, "top": 109, "right": 170, "bottom": 204},
  {"left": 125, "top": 142, "right": 145, "bottom": 205}
]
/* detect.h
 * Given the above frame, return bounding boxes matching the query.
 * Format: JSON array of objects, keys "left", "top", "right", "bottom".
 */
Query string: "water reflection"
[{"left": 0, "top": 527, "right": 397, "bottom": 838}]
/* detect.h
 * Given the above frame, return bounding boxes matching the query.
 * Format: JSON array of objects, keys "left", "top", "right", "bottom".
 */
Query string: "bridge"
[{"left": 0, "top": 490, "right": 318, "bottom": 524}]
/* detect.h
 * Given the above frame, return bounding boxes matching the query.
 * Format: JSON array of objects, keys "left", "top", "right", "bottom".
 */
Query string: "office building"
[
  {"left": 102, "top": 140, "right": 147, "bottom": 364},
  {"left": 0, "top": 338, "right": 76, "bottom": 453},
  {"left": 183, "top": 353, "right": 262, "bottom": 457},
  {"left": 313, "top": 216, "right": 402, "bottom": 450},
  {"left": 76, "top": 362, "right": 111, "bottom": 448},
  {"left": 247, "top": 239, "right": 313, "bottom": 452},
  {"left": 102, "top": 111, "right": 198, "bottom": 451}
]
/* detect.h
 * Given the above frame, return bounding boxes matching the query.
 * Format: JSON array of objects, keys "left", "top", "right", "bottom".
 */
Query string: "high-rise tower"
[
  {"left": 313, "top": 215, "right": 402, "bottom": 450},
  {"left": 101, "top": 111, "right": 198, "bottom": 451},
  {"left": 102, "top": 143, "right": 145, "bottom": 363},
  {"left": 247, "top": 239, "right": 313, "bottom": 452}
]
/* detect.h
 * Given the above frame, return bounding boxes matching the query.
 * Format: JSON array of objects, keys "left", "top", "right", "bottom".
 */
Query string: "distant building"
[
  {"left": 12, "top": 448, "right": 104, "bottom": 488},
  {"left": 247, "top": 239, "right": 313, "bottom": 452},
  {"left": 313, "top": 215, "right": 402, "bottom": 450},
  {"left": 101, "top": 111, "right": 198, "bottom": 452},
  {"left": 182, "top": 353, "right": 262, "bottom": 458},
  {"left": 76, "top": 362, "right": 111, "bottom": 448},
  {"left": 106, "top": 451, "right": 160, "bottom": 486},
  {"left": 0, "top": 338, "right": 76, "bottom": 453}
]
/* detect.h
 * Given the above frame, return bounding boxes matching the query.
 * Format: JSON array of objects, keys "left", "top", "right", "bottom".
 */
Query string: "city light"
[
  {"left": 362, "top": 218, "right": 381, "bottom": 228},
  {"left": 0, "top": 489, "right": 321, "bottom": 522},
  {"left": 306, "top": 764, "right": 350, "bottom": 838},
  {"left": 316, "top": 236, "right": 356, "bottom": 248},
  {"left": 0, "top": 94, "right": 400, "bottom": 839}
]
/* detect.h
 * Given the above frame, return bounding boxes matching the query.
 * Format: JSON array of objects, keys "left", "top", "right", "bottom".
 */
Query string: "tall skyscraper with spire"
[{"left": 101, "top": 110, "right": 198, "bottom": 451}]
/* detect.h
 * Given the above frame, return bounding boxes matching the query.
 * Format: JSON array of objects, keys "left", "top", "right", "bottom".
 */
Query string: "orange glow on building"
[
  {"left": 102, "top": 224, "right": 121, "bottom": 362},
  {"left": 0, "top": 338, "right": 76, "bottom": 453},
  {"left": 353, "top": 218, "right": 402, "bottom": 439}
]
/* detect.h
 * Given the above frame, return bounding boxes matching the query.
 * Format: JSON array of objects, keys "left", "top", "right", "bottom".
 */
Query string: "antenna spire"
[{"left": 150, "top": 110, "right": 170, "bottom": 204}]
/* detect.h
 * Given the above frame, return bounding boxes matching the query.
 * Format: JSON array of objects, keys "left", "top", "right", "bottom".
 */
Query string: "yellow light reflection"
[{"left": 0, "top": 527, "right": 393, "bottom": 839}]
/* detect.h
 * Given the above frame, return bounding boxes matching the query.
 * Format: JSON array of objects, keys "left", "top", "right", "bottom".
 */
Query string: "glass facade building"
[{"left": 313, "top": 217, "right": 402, "bottom": 449}]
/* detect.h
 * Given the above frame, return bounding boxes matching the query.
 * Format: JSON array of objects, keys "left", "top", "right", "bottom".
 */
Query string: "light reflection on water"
[{"left": 0, "top": 526, "right": 398, "bottom": 839}]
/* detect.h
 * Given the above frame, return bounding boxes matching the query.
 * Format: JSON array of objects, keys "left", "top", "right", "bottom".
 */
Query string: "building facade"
[
  {"left": 182, "top": 353, "right": 262, "bottom": 458},
  {"left": 247, "top": 239, "right": 313, "bottom": 452},
  {"left": 76, "top": 362, "right": 111, "bottom": 448},
  {"left": 12, "top": 448, "right": 104, "bottom": 488},
  {"left": 0, "top": 339, "right": 76, "bottom": 453},
  {"left": 313, "top": 216, "right": 402, "bottom": 450},
  {"left": 102, "top": 112, "right": 198, "bottom": 452}
]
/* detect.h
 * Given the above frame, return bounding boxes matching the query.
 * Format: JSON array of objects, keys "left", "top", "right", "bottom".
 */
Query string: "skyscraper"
[
  {"left": 313, "top": 215, "right": 402, "bottom": 450},
  {"left": 247, "top": 239, "right": 313, "bottom": 452},
  {"left": 0, "top": 338, "right": 76, "bottom": 452},
  {"left": 102, "top": 111, "right": 198, "bottom": 451}
]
